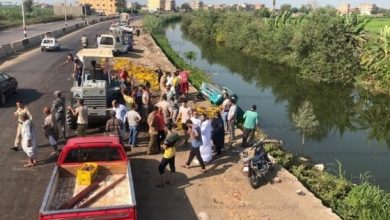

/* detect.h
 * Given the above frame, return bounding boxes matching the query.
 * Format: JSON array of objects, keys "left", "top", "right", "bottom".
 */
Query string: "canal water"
[{"left": 165, "top": 23, "right": 390, "bottom": 190}]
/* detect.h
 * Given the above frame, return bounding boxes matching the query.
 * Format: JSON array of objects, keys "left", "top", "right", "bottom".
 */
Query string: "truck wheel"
[
  {"left": 13, "top": 84, "right": 18, "bottom": 94},
  {"left": 0, "top": 93, "right": 5, "bottom": 105},
  {"left": 41, "top": 47, "right": 45, "bottom": 52}
]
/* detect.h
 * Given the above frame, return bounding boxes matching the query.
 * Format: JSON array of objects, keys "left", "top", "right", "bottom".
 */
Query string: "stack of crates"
[{"left": 77, "top": 163, "right": 98, "bottom": 186}]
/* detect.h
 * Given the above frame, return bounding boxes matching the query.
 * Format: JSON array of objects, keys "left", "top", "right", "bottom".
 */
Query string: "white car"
[{"left": 40, "top": 37, "right": 60, "bottom": 52}]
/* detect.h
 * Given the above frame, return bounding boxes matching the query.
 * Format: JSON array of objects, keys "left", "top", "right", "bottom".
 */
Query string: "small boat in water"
[{"left": 200, "top": 82, "right": 236, "bottom": 105}]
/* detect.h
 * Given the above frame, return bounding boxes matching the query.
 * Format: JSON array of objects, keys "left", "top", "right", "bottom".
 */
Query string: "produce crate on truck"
[{"left": 77, "top": 163, "right": 98, "bottom": 186}]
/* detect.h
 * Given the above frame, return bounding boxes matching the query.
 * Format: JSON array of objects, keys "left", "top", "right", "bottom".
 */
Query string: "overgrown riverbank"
[
  {"left": 144, "top": 13, "right": 390, "bottom": 220},
  {"left": 143, "top": 15, "right": 210, "bottom": 89},
  {"left": 181, "top": 10, "right": 390, "bottom": 95}
]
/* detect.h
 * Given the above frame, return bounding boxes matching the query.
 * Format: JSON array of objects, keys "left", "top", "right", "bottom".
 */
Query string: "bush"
[
  {"left": 181, "top": 9, "right": 362, "bottom": 85},
  {"left": 339, "top": 181, "right": 390, "bottom": 220}
]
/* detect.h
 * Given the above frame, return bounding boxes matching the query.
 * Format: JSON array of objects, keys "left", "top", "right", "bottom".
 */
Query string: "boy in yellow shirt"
[{"left": 156, "top": 123, "right": 181, "bottom": 187}]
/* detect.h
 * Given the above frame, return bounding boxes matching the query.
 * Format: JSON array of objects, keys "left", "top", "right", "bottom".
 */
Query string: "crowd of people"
[{"left": 10, "top": 65, "right": 260, "bottom": 188}]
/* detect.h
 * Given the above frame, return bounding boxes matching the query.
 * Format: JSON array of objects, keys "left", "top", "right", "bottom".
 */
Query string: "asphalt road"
[
  {"left": 0, "top": 18, "right": 87, "bottom": 45},
  {"left": 0, "top": 20, "right": 113, "bottom": 219}
]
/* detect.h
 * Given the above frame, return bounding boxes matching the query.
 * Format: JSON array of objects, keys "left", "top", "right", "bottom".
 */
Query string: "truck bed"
[{"left": 44, "top": 163, "right": 134, "bottom": 211}]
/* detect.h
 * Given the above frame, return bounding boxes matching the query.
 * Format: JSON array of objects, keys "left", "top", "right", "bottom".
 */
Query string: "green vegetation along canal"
[{"left": 166, "top": 23, "right": 390, "bottom": 191}]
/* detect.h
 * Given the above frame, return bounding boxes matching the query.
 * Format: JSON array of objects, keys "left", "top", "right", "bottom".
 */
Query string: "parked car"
[
  {"left": 0, "top": 72, "right": 18, "bottom": 105},
  {"left": 40, "top": 37, "right": 60, "bottom": 52}
]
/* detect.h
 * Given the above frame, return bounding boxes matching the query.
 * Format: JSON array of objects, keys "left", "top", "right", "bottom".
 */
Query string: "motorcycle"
[
  {"left": 81, "top": 37, "right": 88, "bottom": 48},
  {"left": 242, "top": 140, "right": 273, "bottom": 189}
]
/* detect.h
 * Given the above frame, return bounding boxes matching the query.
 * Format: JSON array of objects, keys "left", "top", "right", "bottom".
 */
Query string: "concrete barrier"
[
  {"left": 10, "top": 40, "right": 25, "bottom": 52},
  {"left": 51, "top": 29, "right": 63, "bottom": 38},
  {"left": 28, "top": 35, "right": 42, "bottom": 46},
  {"left": 2, "top": 16, "right": 116, "bottom": 59},
  {"left": 0, "top": 43, "right": 13, "bottom": 59}
]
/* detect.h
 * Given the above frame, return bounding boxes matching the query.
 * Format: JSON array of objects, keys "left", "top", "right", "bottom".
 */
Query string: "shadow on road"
[
  {"left": 121, "top": 52, "right": 143, "bottom": 59},
  {"left": 1, "top": 88, "right": 42, "bottom": 108},
  {"left": 131, "top": 158, "right": 199, "bottom": 220},
  {"left": 129, "top": 48, "right": 144, "bottom": 54}
]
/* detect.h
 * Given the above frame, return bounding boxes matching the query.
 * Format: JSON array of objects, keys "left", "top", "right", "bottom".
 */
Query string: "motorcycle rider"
[{"left": 81, "top": 35, "right": 88, "bottom": 48}]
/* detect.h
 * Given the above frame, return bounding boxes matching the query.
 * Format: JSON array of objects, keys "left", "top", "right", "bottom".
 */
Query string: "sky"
[{"left": 5, "top": 0, "right": 390, "bottom": 9}]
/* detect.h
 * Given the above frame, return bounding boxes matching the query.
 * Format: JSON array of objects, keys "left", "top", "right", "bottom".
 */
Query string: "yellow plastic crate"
[{"left": 77, "top": 163, "right": 98, "bottom": 186}]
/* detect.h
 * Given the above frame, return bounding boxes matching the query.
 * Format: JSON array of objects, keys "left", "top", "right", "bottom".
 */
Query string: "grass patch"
[
  {"left": 0, "top": 6, "right": 74, "bottom": 30},
  {"left": 365, "top": 17, "right": 390, "bottom": 33}
]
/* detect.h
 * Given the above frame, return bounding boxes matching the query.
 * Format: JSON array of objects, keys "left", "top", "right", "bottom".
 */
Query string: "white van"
[
  {"left": 97, "top": 34, "right": 127, "bottom": 56},
  {"left": 40, "top": 37, "right": 60, "bottom": 52}
]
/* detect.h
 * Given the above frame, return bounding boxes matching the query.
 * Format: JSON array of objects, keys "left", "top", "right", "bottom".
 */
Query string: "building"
[
  {"left": 254, "top": 3, "right": 265, "bottom": 10},
  {"left": 148, "top": 0, "right": 165, "bottom": 11},
  {"left": 79, "top": 0, "right": 119, "bottom": 15},
  {"left": 54, "top": 4, "right": 83, "bottom": 17},
  {"left": 338, "top": 3, "right": 359, "bottom": 15},
  {"left": 33, "top": 2, "right": 52, "bottom": 8},
  {"left": 359, "top": 3, "right": 378, "bottom": 15},
  {"left": 190, "top": 0, "right": 203, "bottom": 10},
  {"left": 164, "top": 0, "right": 175, "bottom": 11}
]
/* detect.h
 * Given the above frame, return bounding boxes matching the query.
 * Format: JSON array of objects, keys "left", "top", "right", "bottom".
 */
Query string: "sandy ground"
[{"left": 123, "top": 19, "right": 341, "bottom": 220}]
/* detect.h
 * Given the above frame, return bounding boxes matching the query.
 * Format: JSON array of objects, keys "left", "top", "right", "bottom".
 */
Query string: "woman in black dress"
[{"left": 211, "top": 112, "right": 225, "bottom": 155}]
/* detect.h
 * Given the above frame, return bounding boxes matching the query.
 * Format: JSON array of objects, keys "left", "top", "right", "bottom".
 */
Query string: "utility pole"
[
  {"left": 21, "top": 0, "right": 27, "bottom": 38},
  {"left": 83, "top": 3, "right": 87, "bottom": 20},
  {"left": 64, "top": 0, "right": 68, "bottom": 26}
]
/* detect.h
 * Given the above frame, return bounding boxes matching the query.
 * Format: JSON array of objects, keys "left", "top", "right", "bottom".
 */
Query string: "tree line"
[{"left": 181, "top": 9, "right": 390, "bottom": 94}]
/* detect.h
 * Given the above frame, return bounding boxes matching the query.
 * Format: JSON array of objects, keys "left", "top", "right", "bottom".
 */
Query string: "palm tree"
[{"left": 183, "top": 51, "right": 197, "bottom": 65}]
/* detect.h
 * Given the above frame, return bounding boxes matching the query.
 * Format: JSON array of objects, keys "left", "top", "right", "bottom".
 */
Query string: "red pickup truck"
[{"left": 39, "top": 136, "right": 137, "bottom": 220}]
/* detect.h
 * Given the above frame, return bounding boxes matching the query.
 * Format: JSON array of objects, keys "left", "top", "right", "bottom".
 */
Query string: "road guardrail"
[{"left": 0, "top": 16, "right": 118, "bottom": 60}]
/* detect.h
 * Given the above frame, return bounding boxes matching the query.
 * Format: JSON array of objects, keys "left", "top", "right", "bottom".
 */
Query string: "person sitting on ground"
[{"left": 156, "top": 123, "right": 181, "bottom": 188}]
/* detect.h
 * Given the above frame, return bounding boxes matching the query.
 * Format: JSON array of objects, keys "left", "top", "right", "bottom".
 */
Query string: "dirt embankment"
[{"left": 127, "top": 19, "right": 340, "bottom": 220}]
